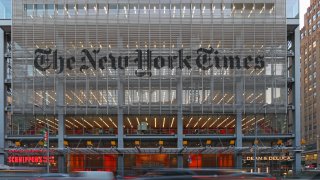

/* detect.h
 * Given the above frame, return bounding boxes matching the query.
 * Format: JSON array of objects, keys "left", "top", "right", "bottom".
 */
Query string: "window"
[
  {"left": 309, "top": 19, "right": 312, "bottom": 25},
  {"left": 313, "top": 14, "right": 317, "bottom": 21},
  {"left": 318, "top": 21, "right": 320, "bottom": 28},
  {"left": 309, "top": 29, "right": 312, "bottom": 35},
  {"left": 45, "top": 4, "right": 54, "bottom": 17},
  {"left": 313, "top": 72, "right": 317, "bottom": 78},
  {"left": 313, "top": 41, "right": 317, "bottom": 48},
  {"left": 301, "top": 33, "right": 304, "bottom": 39},
  {"left": 313, "top": 25, "right": 317, "bottom": 31},
  {"left": 24, "top": 4, "right": 33, "bottom": 17}
]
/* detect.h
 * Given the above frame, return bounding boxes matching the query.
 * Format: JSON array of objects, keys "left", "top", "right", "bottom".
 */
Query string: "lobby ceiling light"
[
  {"left": 127, "top": 117, "right": 133, "bottom": 128},
  {"left": 72, "top": 117, "right": 86, "bottom": 128},
  {"left": 163, "top": 6, "right": 166, "bottom": 14},
  {"left": 186, "top": 117, "right": 193, "bottom": 128},
  {"left": 94, "top": 121, "right": 102, "bottom": 128},
  {"left": 82, "top": 118, "right": 93, "bottom": 128},
  {"left": 66, "top": 119, "right": 79, "bottom": 128},
  {"left": 108, "top": 117, "right": 118, "bottom": 128},
  {"left": 212, "top": 94, "right": 219, "bottom": 101},
  {"left": 163, "top": 117, "right": 166, "bottom": 128},
  {"left": 136, "top": 117, "right": 140, "bottom": 125},
  {"left": 209, "top": 116, "right": 221, "bottom": 128},
  {"left": 201, "top": 117, "right": 211, "bottom": 128},
  {"left": 260, "top": 5, "right": 265, "bottom": 14},
  {"left": 193, "top": 117, "right": 202, "bottom": 128},
  {"left": 170, "top": 117, "right": 175, "bottom": 128},
  {"left": 217, "top": 94, "right": 227, "bottom": 104},
  {"left": 154, "top": 118, "right": 157, "bottom": 128},
  {"left": 217, "top": 116, "right": 230, "bottom": 128},
  {"left": 225, "top": 119, "right": 235, "bottom": 128},
  {"left": 104, "top": 6, "right": 108, "bottom": 14},
  {"left": 99, "top": 117, "right": 109, "bottom": 127},
  {"left": 144, "top": 6, "right": 147, "bottom": 14},
  {"left": 269, "top": 7, "right": 274, "bottom": 14},
  {"left": 227, "top": 95, "right": 234, "bottom": 103},
  {"left": 154, "top": 6, "right": 156, "bottom": 13},
  {"left": 242, "top": 117, "right": 255, "bottom": 127}
]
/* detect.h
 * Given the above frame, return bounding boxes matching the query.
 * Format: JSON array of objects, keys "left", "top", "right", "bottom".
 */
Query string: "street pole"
[
  {"left": 35, "top": 104, "right": 50, "bottom": 173},
  {"left": 46, "top": 114, "right": 49, "bottom": 174},
  {"left": 254, "top": 114, "right": 257, "bottom": 173}
]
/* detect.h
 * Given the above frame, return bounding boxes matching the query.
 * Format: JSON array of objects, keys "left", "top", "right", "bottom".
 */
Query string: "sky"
[{"left": 300, "top": 0, "right": 310, "bottom": 27}]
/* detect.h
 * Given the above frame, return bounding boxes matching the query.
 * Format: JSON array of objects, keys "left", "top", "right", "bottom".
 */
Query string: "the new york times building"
[{"left": 7, "top": 0, "right": 301, "bottom": 176}]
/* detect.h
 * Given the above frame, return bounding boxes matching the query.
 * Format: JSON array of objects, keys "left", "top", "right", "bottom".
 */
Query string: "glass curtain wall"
[{"left": 11, "top": 0, "right": 288, "bottom": 136}]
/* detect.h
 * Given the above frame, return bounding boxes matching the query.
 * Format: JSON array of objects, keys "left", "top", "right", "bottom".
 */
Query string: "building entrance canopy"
[{"left": 6, "top": 146, "right": 295, "bottom": 155}]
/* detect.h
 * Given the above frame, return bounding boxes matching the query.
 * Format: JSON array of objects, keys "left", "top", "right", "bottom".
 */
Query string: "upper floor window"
[
  {"left": 313, "top": 14, "right": 317, "bottom": 21},
  {"left": 313, "top": 25, "right": 317, "bottom": 31},
  {"left": 309, "top": 19, "right": 312, "bottom": 25}
]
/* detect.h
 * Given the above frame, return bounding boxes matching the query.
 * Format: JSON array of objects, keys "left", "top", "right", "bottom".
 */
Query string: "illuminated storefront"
[{"left": 7, "top": 0, "right": 301, "bottom": 176}]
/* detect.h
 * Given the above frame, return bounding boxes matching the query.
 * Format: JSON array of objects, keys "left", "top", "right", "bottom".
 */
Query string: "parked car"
[
  {"left": 136, "top": 168, "right": 243, "bottom": 180},
  {"left": 70, "top": 171, "right": 114, "bottom": 180}
]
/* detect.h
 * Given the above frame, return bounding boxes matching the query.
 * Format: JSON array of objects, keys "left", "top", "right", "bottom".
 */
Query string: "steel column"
[
  {"left": 293, "top": 26, "right": 301, "bottom": 175},
  {"left": 0, "top": 28, "right": 5, "bottom": 165},
  {"left": 117, "top": 75, "right": 124, "bottom": 176},
  {"left": 177, "top": 71, "right": 183, "bottom": 168},
  {"left": 57, "top": 80, "right": 65, "bottom": 173},
  {"left": 235, "top": 77, "right": 244, "bottom": 169}
]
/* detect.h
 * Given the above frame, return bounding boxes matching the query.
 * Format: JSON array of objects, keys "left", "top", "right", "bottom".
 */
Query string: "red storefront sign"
[{"left": 8, "top": 156, "right": 55, "bottom": 164}]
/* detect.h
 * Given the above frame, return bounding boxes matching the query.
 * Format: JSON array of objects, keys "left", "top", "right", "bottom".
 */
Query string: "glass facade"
[
  {"left": 0, "top": 0, "right": 12, "bottom": 19},
  {"left": 286, "top": 0, "right": 299, "bottom": 18},
  {"left": 9, "top": 0, "right": 293, "bottom": 173}
]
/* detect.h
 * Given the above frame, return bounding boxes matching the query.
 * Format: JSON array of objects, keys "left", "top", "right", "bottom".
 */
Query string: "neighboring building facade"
[
  {"left": 301, "top": 0, "right": 320, "bottom": 169},
  {"left": 0, "top": 0, "right": 12, "bottom": 170},
  {"left": 1, "top": 0, "right": 300, "bottom": 176}
]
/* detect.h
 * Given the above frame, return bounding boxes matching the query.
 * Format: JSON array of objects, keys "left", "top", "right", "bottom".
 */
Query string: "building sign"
[
  {"left": 245, "top": 156, "right": 291, "bottom": 161},
  {"left": 34, "top": 47, "right": 265, "bottom": 77},
  {"left": 8, "top": 156, "right": 55, "bottom": 164}
]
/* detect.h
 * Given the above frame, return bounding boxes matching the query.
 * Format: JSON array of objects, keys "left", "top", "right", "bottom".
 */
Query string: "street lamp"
[
  {"left": 254, "top": 103, "right": 268, "bottom": 172},
  {"left": 34, "top": 104, "right": 50, "bottom": 173}
]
